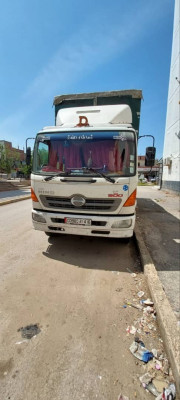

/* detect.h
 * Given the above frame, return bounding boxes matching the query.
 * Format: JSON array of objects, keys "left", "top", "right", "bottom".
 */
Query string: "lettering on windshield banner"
[
  {"left": 108, "top": 193, "right": 123, "bottom": 198},
  {"left": 67, "top": 134, "right": 93, "bottom": 140},
  {"left": 43, "top": 131, "right": 134, "bottom": 141}
]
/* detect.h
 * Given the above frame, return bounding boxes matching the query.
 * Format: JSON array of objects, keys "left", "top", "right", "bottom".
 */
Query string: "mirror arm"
[
  {"left": 138, "top": 135, "right": 155, "bottom": 147},
  {"left": 26, "top": 137, "right": 35, "bottom": 153}
]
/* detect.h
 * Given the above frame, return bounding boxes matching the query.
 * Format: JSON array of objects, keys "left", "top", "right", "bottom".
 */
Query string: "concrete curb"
[
  {"left": 0, "top": 195, "right": 31, "bottom": 206},
  {"left": 134, "top": 223, "right": 180, "bottom": 396}
]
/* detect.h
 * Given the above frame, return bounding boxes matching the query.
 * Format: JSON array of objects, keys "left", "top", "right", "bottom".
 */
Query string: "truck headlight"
[
  {"left": 111, "top": 219, "right": 132, "bottom": 229},
  {"left": 32, "top": 212, "right": 46, "bottom": 223}
]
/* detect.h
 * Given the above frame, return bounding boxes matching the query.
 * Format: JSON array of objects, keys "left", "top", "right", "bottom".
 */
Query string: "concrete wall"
[{"left": 162, "top": 0, "right": 180, "bottom": 193}]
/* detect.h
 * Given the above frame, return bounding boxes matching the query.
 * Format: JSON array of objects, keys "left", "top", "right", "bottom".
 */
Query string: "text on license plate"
[{"left": 64, "top": 217, "right": 91, "bottom": 226}]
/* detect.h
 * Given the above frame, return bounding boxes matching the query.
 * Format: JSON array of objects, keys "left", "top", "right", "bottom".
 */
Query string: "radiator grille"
[{"left": 40, "top": 195, "right": 121, "bottom": 212}]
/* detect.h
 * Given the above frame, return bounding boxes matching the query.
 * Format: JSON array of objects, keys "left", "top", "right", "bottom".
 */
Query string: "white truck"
[{"left": 29, "top": 90, "right": 155, "bottom": 239}]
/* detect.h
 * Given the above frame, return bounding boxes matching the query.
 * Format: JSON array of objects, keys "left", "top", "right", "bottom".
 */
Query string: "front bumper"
[{"left": 32, "top": 210, "right": 135, "bottom": 238}]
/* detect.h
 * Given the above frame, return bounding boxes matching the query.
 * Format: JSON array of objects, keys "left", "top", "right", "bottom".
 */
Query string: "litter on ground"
[
  {"left": 130, "top": 340, "right": 154, "bottom": 363},
  {"left": 17, "top": 324, "right": 41, "bottom": 339},
  {"left": 143, "top": 298, "right": 154, "bottom": 306},
  {"left": 15, "top": 340, "right": 29, "bottom": 345},
  {"left": 137, "top": 291, "right": 145, "bottom": 298},
  {"left": 125, "top": 301, "right": 143, "bottom": 310},
  {"left": 118, "top": 394, "right": 129, "bottom": 400},
  {"left": 126, "top": 325, "right": 137, "bottom": 335},
  {"left": 119, "top": 264, "right": 176, "bottom": 398}
]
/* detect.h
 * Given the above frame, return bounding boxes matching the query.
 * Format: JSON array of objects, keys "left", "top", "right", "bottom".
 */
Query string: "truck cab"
[{"left": 31, "top": 90, "right": 142, "bottom": 238}]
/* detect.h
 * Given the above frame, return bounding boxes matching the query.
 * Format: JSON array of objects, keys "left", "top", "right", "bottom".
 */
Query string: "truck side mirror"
[
  {"left": 26, "top": 147, "right": 31, "bottom": 165},
  {"left": 145, "top": 147, "right": 156, "bottom": 167}
]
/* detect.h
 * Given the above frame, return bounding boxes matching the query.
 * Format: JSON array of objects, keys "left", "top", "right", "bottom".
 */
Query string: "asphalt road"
[{"left": 0, "top": 200, "right": 170, "bottom": 400}]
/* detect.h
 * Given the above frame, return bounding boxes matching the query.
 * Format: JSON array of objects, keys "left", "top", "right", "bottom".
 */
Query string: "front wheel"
[{"left": 45, "top": 232, "right": 58, "bottom": 237}]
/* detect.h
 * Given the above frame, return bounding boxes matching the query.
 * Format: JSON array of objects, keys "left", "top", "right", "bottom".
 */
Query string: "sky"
[{"left": 0, "top": 0, "right": 174, "bottom": 159}]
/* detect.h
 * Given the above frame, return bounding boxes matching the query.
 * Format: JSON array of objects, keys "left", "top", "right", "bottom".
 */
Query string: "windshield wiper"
[
  {"left": 83, "top": 167, "right": 115, "bottom": 183},
  {"left": 44, "top": 168, "right": 115, "bottom": 183},
  {"left": 44, "top": 171, "right": 71, "bottom": 181}
]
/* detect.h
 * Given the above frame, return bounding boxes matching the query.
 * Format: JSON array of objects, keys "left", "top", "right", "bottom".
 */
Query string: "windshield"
[{"left": 33, "top": 130, "right": 136, "bottom": 177}]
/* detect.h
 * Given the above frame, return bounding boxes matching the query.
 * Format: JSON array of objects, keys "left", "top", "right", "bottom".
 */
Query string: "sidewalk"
[
  {"left": 135, "top": 184, "right": 180, "bottom": 394},
  {"left": 136, "top": 185, "right": 180, "bottom": 319},
  {"left": 0, "top": 188, "right": 31, "bottom": 205}
]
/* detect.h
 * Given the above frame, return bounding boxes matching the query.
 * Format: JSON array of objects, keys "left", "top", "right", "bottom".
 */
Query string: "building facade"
[
  {"left": 162, "top": 0, "right": 180, "bottom": 192},
  {"left": 0, "top": 140, "right": 25, "bottom": 176},
  {"left": 0, "top": 140, "right": 25, "bottom": 162},
  {"left": 138, "top": 156, "right": 159, "bottom": 181}
]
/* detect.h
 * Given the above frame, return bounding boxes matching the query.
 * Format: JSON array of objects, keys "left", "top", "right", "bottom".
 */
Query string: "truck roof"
[
  {"left": 53, "top": 89, "right": 142, "bottom": 105},
  {"left": 53, "top": 90, "right": 142, "bottom": 134}
]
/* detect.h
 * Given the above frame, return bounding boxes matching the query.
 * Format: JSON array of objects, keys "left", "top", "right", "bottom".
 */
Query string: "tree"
[
  {"left": 0, "top": 144, "right": 12, "bottom": 173},
  {"left": 21, "top": 163, "right": 32, "bottom": 179},
  {"left": 0, "top": 144, "right": 6, "bottom": 172},
  {"left": 0, "top": 144, "right": 22, "bottom": 174}
]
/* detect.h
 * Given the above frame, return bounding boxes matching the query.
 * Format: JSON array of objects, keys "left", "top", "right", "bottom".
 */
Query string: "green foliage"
[
  {"left": 22, "top": 162, "right": 32, "bottom": 178},
  {"left": 0, "top": 144, "right": 13, "bottom": 173},
  {"left": 0, "top": 144, "right": 23, "bottom": 174}
]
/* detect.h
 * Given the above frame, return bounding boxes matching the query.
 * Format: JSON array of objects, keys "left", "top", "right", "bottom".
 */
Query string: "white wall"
[{"left": 163, "top": 0, "right": 180, "bottom": 191}]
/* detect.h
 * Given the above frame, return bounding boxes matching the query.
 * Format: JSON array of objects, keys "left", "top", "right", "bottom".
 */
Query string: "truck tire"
[{"left": 45, "top": 232, "right": 58, "bottom": 237}]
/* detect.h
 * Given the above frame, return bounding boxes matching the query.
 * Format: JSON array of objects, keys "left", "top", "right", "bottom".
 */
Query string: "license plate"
[{"left": 65, "top": 217, "right": 91, "bottom": 226}]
